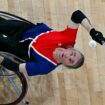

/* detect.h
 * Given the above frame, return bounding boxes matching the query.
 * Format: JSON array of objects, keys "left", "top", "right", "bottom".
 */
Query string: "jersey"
[{"left": 21, "top": 23, "right": 78, "bottom": 76}]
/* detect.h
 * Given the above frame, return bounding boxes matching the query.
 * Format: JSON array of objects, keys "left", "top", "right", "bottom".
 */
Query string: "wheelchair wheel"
[{"left": 0, "top": 66, "right": 28, "bottom": 105}]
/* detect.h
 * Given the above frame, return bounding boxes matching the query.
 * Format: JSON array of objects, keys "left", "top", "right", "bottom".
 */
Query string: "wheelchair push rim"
[{"left": 0, "top": 71, "right": 28, "bottom": 105}]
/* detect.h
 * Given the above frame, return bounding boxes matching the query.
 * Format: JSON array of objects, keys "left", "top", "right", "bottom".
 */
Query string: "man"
[{"left": 0, "top": 10, "right": 104, "bottom": 76}]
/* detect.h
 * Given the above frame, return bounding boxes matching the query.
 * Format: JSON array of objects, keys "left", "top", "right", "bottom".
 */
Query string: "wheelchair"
[{"left": 0, "top": 11, "right": 35, "bottom": 105}]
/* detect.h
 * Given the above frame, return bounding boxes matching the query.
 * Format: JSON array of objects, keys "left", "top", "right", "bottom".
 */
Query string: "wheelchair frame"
[
  {"left": 0, "top": 52, "right": 29, "bottom": 105},
  {"left": 0, "top": 11, "right": 35, "bottom": 105}
]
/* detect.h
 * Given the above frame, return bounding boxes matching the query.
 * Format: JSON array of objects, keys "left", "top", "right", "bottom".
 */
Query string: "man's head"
[{"left": 53, "top": 47, "right": 84, "bottom": 68}]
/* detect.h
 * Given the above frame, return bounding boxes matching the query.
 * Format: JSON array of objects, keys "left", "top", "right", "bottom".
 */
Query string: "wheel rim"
[{"left": 0, "top": 71, "right": 28, "bottom": 105}]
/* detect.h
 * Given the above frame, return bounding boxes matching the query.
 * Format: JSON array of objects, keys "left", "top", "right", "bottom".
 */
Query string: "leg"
[
  {"left": 0, "top": 34, "right": 16, "bottom": 53},
  {"left": 0, "top": 19, "right": 35, "bottom": 54},
  {"left": 0, "top": 19, "right": 35, "bottom": 38}
]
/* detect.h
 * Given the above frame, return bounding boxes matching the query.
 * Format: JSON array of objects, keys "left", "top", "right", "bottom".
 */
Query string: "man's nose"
[
  {"left": 70, "top": 55, "right": 74, "bottom": 60},
  {"left": 69, "top": 53, "right": 75, "bottom": 59}
]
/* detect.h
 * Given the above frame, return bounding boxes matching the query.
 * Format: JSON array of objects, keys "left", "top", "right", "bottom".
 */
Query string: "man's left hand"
[{"left": 90, "top": 28, "right": 105, "bottom": 45}]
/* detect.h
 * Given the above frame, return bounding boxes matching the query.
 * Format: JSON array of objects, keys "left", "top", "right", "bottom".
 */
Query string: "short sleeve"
[{"left": 25, "top": 60, "right": 56, "bottom": 76}]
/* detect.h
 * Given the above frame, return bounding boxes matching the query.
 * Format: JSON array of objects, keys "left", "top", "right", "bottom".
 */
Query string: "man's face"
[{"left": 53, "top": 47, "right": 81, "bottom": 67}]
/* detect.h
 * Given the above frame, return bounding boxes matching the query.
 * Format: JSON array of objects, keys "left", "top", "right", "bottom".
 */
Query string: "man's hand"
[
  {"left": 90, "top": 28, "right": 105, "bottom": 45},
  {"left": 0, "top": 56, "right": 4, "bottom": 64}
]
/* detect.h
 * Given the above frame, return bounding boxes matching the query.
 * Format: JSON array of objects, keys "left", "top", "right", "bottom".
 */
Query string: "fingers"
[{"left": 90, "top": 28, "right": 105, "bottom": 45}]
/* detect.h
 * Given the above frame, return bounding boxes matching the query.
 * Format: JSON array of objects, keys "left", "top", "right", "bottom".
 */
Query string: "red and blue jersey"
[{"left": 21, "top": 23, "right": 78, "bottom": 76}]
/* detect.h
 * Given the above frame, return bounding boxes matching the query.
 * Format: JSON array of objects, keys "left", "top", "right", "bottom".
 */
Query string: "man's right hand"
[{"left": 90, "top": 28, "right": 105, "bottom": 45}]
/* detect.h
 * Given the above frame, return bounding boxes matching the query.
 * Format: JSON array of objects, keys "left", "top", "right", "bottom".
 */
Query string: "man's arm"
[
  {"left": 69, "top": 10, "right": 105, "bottom": 45},
  {"left": 0, "top": 56, "right": 28, "bottom": 81},
  {"left": 19, "top": 63, "right": 29, "bottom": 81},
  {"left": 0, "top": 55, "right": 55, "bottom": 76}
]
